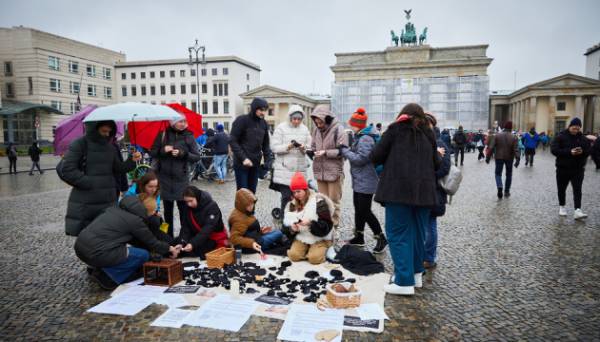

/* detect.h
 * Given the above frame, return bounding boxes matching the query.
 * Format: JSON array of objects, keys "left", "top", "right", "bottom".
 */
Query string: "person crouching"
[{"left": 285, "top": 172, "right": 334, "bottom": 264}]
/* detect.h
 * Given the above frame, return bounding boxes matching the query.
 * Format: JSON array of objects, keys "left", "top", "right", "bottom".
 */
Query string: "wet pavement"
[{"left": 0, "top": 150, "right": 599, "bottom": 341}]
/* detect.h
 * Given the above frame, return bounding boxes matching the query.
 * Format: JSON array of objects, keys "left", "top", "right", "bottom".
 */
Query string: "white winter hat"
[{"left": 288, "top": 105, "right": 305, "bottom": 120}]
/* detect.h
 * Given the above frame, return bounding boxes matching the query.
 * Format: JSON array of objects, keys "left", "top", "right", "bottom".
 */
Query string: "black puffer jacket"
[
  {"left": 229, "top": 98, "right": 271, "bottom": 167},
  {"left": 431, "top": 129, "right": 451, "bottom": 217},
  {"left": 63, "top": 121, "right": 136, "bottom": 236},
  {"left": 28, "top": 143, "right": 42, "bottom": 162},
  {"left": 179, "top": 187, "right": 227, "bottom": 254},
  {"left": 210, "top": 131, "right": 230, "bottom": 155},
  {"left": 150, "top": 126, "right": 201, "bottom": 201},
  {"left": 370, "top": 118, "right": 440, "bottom": 207},
  {"left": 551, "top": 129, "right": 591, "bottom": 170},
  {"left": 74, "top": 196, "right": 170, "bottom": 268}
]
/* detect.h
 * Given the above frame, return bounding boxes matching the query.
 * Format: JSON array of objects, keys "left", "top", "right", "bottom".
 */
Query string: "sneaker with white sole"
[
  {"left": 384, "top": 283, "right": 414, "bottom": 295},
  {"left": 390, "top": 273, "right": 423, "bottom": 288},
  {"left": 574, "top": 208, "right": 588, "bottom": 220},
  {"left": 559, "top": 206, "right": 567, "bottom": 217}
]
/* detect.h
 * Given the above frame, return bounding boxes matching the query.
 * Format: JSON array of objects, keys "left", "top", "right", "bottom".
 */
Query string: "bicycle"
[{"left": 189, "top": 147, "right": 234, "bottom": 182}]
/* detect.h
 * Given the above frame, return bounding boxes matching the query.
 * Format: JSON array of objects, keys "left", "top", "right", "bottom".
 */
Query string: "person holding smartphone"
[{"left": 551, "top": 117, "right": 591, "bottom": 220}]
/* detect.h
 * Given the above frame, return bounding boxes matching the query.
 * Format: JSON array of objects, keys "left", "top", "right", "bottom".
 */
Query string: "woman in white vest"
[{"left": 270, "top": 105, "right": 312, "bottom": 217}]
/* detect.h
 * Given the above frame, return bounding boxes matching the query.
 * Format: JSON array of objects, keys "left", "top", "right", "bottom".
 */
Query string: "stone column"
[
  {"left": 593, "top": 96, "right": 600, "bottom": 133},
  {"left": 529, "top": 97, "right": 537, "bottom": 130},
  {"left": 489, "top": 103, "right": 496, "bottom": 129},
  {"left": 575, "top": 96, "right": 583, "bottom": 119}
]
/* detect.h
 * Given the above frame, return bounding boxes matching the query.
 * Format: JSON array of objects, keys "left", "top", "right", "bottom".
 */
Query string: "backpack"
[
  {"left": 438, "top": 163, "right": 462, "bottom": 200},
  {"left": 454, "top": 132, "right": 466, "bottom": 145},
  {"left": 56, "top": 139, "right": 88, "bottom": 187},
  {"left": 7, "top": 146, "right": 17, "bottom": 158}
]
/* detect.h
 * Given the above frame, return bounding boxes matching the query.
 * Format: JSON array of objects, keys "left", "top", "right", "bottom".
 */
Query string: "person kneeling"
[
  {"left": 75, "top": 196, "right": 180, "bottom": 290},
  {"left": 229, "top": 188, "right": 286, "bottom": 254},
  {"left": 284, "top": 172, "right": 334, "bottom": 264},
  {"left": 179, "top": 186, "right": 229, "bottom": 259}
]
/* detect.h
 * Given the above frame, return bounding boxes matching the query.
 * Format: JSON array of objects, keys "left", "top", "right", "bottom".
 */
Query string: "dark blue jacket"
[{"left": 210, "top": 132, "right": 230, "bottom": 155}]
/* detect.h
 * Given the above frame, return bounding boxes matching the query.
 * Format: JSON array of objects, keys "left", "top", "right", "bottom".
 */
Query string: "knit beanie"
[
  {"left": 349, "top": 107, "right": 368, "bottom": 130},
  {"left": 289, "top": 172, "right": 308, "bottom": 191},
  {"left": 170, "top": 115, "right": 187, "bottom": 128},
  {"left": 216, "top": 123, "right": 224, "bottom": 132},
  {"left": 504, "top": 121, "right": 513, "bottom": 130},
  {"left": 569, "top": 117, "right": 582, "bottom": 127}
]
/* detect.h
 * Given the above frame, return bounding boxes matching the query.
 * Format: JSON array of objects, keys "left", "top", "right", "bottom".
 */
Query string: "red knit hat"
[
  {"left": 349, "top": 107, "right": 368, "bottom": 130},
  {"left": 289, "top": 172, "right": 308, "bottom": 191}
]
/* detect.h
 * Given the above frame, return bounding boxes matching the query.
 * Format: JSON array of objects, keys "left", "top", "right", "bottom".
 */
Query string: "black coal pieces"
[
  {"left": 304, "top": 271, "right": 319, "bottom": 279},
  {"left": 269, "top": 267, "right": 277, "bottom": 271},
  {"left": 330, "top": 269, "right": 343, "bottom": 278},
  {"left": 245, "top": 287, "right": 258, "bottom": 294},
  {"left": 267, "top": 289, "right": 275, "bottom": 296}
]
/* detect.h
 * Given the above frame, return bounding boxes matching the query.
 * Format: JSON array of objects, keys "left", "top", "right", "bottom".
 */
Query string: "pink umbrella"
[{"left": 53, "top": 105, "right": 125, "bottom": 156}]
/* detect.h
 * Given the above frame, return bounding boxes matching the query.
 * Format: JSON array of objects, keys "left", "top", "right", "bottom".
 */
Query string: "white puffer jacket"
[
  {"left": 271, "top": 105, "right": 312, "bottom": 186},
  {"left": 283, "top": 190, "right": 334, "bottom": 245}
]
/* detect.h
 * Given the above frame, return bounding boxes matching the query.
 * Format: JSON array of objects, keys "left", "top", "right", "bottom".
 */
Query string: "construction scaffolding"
[{"left": 331, "top": 75, "right": 489, "bottom": 130}]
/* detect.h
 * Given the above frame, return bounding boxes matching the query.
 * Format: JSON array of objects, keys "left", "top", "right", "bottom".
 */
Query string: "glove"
[{"left": 514, "top": 158, "right": 520, "bottom": 168}]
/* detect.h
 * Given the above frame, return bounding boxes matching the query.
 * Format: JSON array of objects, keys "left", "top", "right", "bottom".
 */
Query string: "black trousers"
[
  {"left": 8, "top": 157, "right": 17, "bottom": 173},
  {"left": 163, "top": 200, "right": 187, "bottom": 238},
  {"left": 477, "top": 146, "right": 485, "bottom": 160},
  {"left": 275, "top": 183, "right": 293, "bottom": 214},
  {"left": 353, "top": 192, "right": 382, "bottom": 235},
  {"left": 454, "top": 146, "right": 465, "bottom": 165},
  {"left": 556, "top": 168, "right": 584, "bottom": 209},
  {"left": 525, "top": 148, "right": 536, "bottom": 165}
]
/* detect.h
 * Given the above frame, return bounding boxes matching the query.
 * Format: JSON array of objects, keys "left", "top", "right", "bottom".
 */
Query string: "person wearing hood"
[
  {"left": 6, "top": 142, "right": 18, "bottom": 174},
  {"left": 310, "top": 105, "right": 348, "bottom": 227},
  {"left": 522, "top": 127, "right": 540, "bottom": 167},
  {"left": 486, "top": 121, "right": 520, "bottom": 199},
  {"left": 229, "top": 188, "right": 285, "bottom": 254},
  {"left": 210, "top": 124, "right": 230, "bottom": 184},
  {"left": 270, "top": 105, "right": 312, "bottom": 216},
  {"left": 551, "top": 118, "right": 591, "bottom": 220},
  {"left": 74, "top": 196, "right": 180, "bottom": 290},
  {"left": 339, "top": 108, "right": 387, "bottom": 254},
  {"left": 229, "top": 97, "right": 271, "bottom": 193},
  {"left": 452, "top": 126, "right": 467, "bottom": 166},
  {"left": 370, "top": 103, "right": 441, "bottom": 296},
  {"left": 28, "top": 140, "right": 43, "bottom": 175},
  {"left": 150, "top": 117, "right": 201, "bottom": 237},
  {"left": 62, "top": 121, "right": 141, "bottom": 236},
  {"left": 179, "top": 186, "right": 229, "bottom": 258}
]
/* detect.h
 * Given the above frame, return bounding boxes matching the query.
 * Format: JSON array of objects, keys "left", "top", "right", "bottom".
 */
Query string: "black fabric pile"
[{"left": 335, "top": 245, "right": 385, "bottom": 276}]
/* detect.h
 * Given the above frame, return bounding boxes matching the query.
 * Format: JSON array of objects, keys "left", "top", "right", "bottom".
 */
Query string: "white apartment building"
[
  {"left": 115, "top": 57, "right": 260, "bottom": 131},
  {"left": 585, "top": 43, "right": 600, "bottom": 81},
  {"left": 0, "top": 26, "right": 125, "bottom": 143}
]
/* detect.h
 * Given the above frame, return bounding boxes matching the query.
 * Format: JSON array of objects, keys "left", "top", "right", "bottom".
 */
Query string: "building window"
[
  {"left": 68, "top": 61, "right": 78, "bottom": 74},
  {"left": 69, "top": 81, "right": 80, "bottom": 94},
  {"left": 150, "top": 85, "right": 156, "bottom": 96},
  {"left": 181, "top": 84, "right": 186, "bottom": 94},
  {"left": 70, "top": 103, "right": 77, "bottom": 114},
  {"left": 203, "top": 122, "right": 209, "bottom": 130},
  {"left": 48, "top": 56, "right": 60, "bottom": 71},
  {"left": 121, "top": 72, "right": 126, "bottom": 80},
  {"left": 141, "top": 85, "right": 146, "bottom": 96},
  {"left": 213, "top": 100, "right": 219, "bottom": 114},
  {"left": 87, "top": 84, "right": 96, "bottom": 97},
  {"left": 201, "top": 68, "right": 207, "bottom": 76},
  {"left": 224, "top": 83, "right": 228, "bottom": 96},
  {"left": 150, "top": 71, "right": 155, "bottom": 78},
  {"left": 6, "top": 83, "right": 14, "bottom": 97},
  {"left": 86, "top": 64, "right": 96, "bottom": 77},
  {"left": 4, "top": 61, "right": 12, "bottom": 76},
  {"left": 202, "top": 101, "right": 208, "bottom": 114},
  {"left": 213, "top": 83, "right": 217, "bottom": 96},
  {"left": 247, "top": 84, "right": 250, "bottom": 91},
  {"left": 141, "top": 72, "right": 146, "bottom": 79},
  {"left": 191, "top": 101, "right": 197, "bottom": 112},
  {"left": 160, "top": 85, "right": 166, "bottom": 95},
  {"left": 246, "top": 73, "right": 250, "bottom": 81},
  {"left": 170, "top": 84, "right": 176, "bottom": 95},
  {"left": 181, "top": 101, "right": 187, "bottom": 108},
  {"left": 131, "top": 85, "right": 137, "bottom": 96},
  {"left": 218, "top": 84, "right": 223, "bottom": 96},
  {"left": 211, "top": 68, "right": 217, "bottom": 76},
  {"left": 191, "top": 69, "right": 196, "bottom": 77},
  {"left": 122, "top": 86, "right": 127, "bottom": 97},
  {"left": 103, "top": 68, "right": 112, "bottom": 80},
  {"left": 202, "top": 83, "right": 207, "bottom": 94},
  {"left": 170, "top": 70, "right": 175, "bottom": 78},
  {"left": 50, "top": 78, "right": 61, "bottom": 92},
  {"left": 104, "top": 87, "right": 112, "bottom": 99},
  {"left": 151, "top": 100, "right": 156, "bottom": 105},
  {"left": 160, "top": 71, "right": 165, "bottom": 78},
  {"left": 191, "top": 83, "right": 197, "bottom": 94},
  {"left": 180, "top": 70, "right": 185, "bottom": 77},
  {"left": 28, "top": 77, "right": 33, "bottom": 95},
  {"left": 131, "top": 72, "right": 136, "bottom": 80},
  {"left": 557, "top": 102, "right": 566, "bottom": 111},
  {"left": 268, "top": 108, "right": 274, "bottom": 116},
  {"left": 224, "top": 100, "right": 229, "bottom": 114},
  {"left": 160, "top": 100, "right": 166, "bottom": 104},
  {"left": 223, "top": 67, "right": 229, "bottom": 75},
  {"left": 50, "top": 100, "right": 61, "bottom": 110}
]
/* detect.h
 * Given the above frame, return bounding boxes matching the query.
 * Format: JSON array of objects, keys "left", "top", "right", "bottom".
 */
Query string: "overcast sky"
[{"left": 1, "top": 0, "right": 598, "bottom": 95}]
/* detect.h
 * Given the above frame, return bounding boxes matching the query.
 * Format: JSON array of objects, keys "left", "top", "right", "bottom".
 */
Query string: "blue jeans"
[
  {"left": 495, "top": 159, "right": 513, "bottom": 190},
  {"left": 234, "top": 164, "right": 259, "bottom": 193},
  {"left": 102, "top": 247, "right": 149, "bottom": 284},
  {"left": 213, "top": 154, "right": 228, "bottom": 180},
  {"left": 385, "top": 203, "right": 429, "bottom": 286},
  {"left": 258, "top": 230, "right": 284, "bottom": 250},
  {"left": 424, "top": 217, "right": 437, "bottom": 263}
]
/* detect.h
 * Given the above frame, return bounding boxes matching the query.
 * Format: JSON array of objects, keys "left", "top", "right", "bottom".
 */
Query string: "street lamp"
[{"left": 188, "top": 39, "right": 205, "bottom": 114}]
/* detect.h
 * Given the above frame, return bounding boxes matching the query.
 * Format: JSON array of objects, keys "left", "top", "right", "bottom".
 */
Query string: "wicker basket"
[
  {"left": 206, "top": 247, "right": 235, "bottom": 269},
  {"left": 325, "top": 282, "right": 362, "bottom": 309}
]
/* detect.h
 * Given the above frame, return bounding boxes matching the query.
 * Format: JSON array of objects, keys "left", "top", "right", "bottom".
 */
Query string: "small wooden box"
[
  {"left": 143, "top": 259, "right": 183, "bottom": 287},
  {"left": 206, "top": 247, "right": 236, "bottom": 269}
]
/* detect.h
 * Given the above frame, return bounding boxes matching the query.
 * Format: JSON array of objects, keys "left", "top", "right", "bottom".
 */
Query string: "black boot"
[
  {"left": 504, "top": 190, "right": 511, "bottom": 198},
  {"left": 373, "top": 234, "right": 388, "bottom": 254},
  {"left": 497, "top": 188, "right": 503, "bottom": 199},
  {"left": 348, "top": 232, "right": 365, "bottom": 246},
  {"left": 90, "top": 269, "right": 118, "bottom": 291}
]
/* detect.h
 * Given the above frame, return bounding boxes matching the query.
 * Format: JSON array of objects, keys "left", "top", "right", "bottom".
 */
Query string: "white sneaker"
[
  {"left": 414, "top": 272, "right": 423, "bottom": 288},
  {"left": 559, "top": 206, "right": 567, "bottom": 217},
  {"left": 574, "top": 209, "right": 588, "bottom": 220},
  {"left": 384, "top": 283, "right": 414, "bottom": 295}
]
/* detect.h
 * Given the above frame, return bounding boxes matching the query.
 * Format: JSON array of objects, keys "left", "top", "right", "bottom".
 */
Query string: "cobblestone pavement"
[{"left": 1, "top": 150, "right": 599, "bottom": 341}]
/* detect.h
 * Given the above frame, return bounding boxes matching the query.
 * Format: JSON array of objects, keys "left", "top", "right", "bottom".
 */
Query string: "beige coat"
[{"left": 310, "top": 105, "right": 347, "bottom": 182}]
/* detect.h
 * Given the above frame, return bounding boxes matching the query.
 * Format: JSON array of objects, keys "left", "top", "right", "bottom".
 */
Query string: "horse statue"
[
  {"left": 390, "top": 30, "right": 399, "bottom": 47},
  {"left": 419, "top": 27, "right": 428, "bottom": 45},
  {"left": 400, "top": 23, "right": 417, "bottom": 46}
]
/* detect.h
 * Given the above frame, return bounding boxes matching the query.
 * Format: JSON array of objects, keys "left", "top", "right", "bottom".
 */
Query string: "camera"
[{"left": 291, "top": 140, "right": 301, "bottom": 148}]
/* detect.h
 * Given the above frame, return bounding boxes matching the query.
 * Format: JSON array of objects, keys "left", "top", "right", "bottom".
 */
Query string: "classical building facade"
[
  {"left": 240, "top": 85, "right": 330, "bottom": 131},
  {"left": 489, "top": 74, "right": 600, "bottom": 135},
  {"left": 115, "top": 57, "right": 260, "bottom": 132},
  {"left": 0, "top": 26, "right": 125, "bottom": 143},
  {"left": 330, "top": 44, "right": 492, "bottom": 130},
  {"left": 585, "top": 43, "right": 600, "bottom": 80}
]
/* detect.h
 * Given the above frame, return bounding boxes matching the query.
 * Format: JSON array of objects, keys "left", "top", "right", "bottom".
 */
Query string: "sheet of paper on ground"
[
  {"left": 184, "top": 294, "right": 259, "bottom": 332},
  {"left": 277, "top": 304, "right": 344, "bottom": 342}
]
